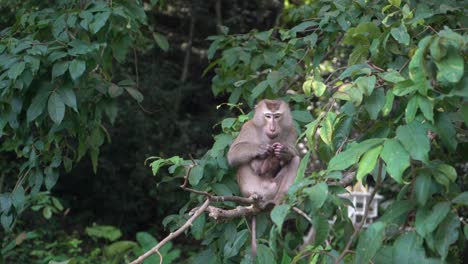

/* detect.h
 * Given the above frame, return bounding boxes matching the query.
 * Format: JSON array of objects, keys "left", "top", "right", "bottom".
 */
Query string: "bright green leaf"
[
  {"left": 405, "top": 96, "right": 418, "bottom": 124},
  {"left": 312, "top": 80, "right": 326, "bottom": 97},
  {"left": 328, "top": 138, "right": 384, "bottom": 171},
  {"left": 356, "top": 145, "right": 382, "bottom": 181},
  {"left": 435, "top": 49, "right": 464, "bottom": 84},
  {"left": 417, "top": 96, "right": 433, "bottom": 123}
]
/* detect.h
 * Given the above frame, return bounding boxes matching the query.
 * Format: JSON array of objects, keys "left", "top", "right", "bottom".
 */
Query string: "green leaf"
[
  {"left": 86, "top": 225, "right": 122, "bottom": 242},
  {"left": 405, "top": 96, "right": 418, "bottom": 124},
  {"left": 27, "top": 89, "right": 50, "bottom": 122},
  {"left": 153, "top": 32, "right": 169, "bottom": 51},
  {"left": 313, "top": 215, "right": 329, "bottom": 246},
  {"left": 69, "top": 59, "right": 86, "bottom": 80},
  {"left": 189, "top": 163, "right": 205, "bottom": 186},
  {"left": 355, "top": 76, "right": 376, "bottom": 96},
  {"left": 312, "top": 80, "right": 326, "bottom": 97},
  {"left": 57, "top": 87, "right": 78, "bottom": 112},
  {"left": 391, "top": 24, "right": 410, "bottom": 45},
  {"left": 356, "top": 145, "right": 382, "bottom": 181},
  {"left": 434, "top": 212, "right": 459, "bottom": 260},
  {"left": 89, "top": 11, "right": 111, "bottom": 33},
  {"left": 393, "top": 80, "right": 417, "bottom": 96},
  {"left": 104, "top": 241, "right": 138, "bottom": 257},
  {"left": 432, "top": 163, "right": 457, "bottom": 191},
  {"left": 417, "top": 96, "right": 433, "bottom": 123},
  {"left": 414, "top": 172, "right": 432, "bottom": 206},
  {"left": 7, "top": 61, "right": 26, "bottom": 80},
  {"left": 271, "top": 204, "right": 290, "bottom": 233},
  {"left": 257, "top": 244, "right": 275, "bottom": 264},
  {"left": 393, "top": 232, "right": 426, "bottom": 263},
  {"left": 435, "top": 112, "right": 457, "bottom": 152},
  {"left": 452, "top": 192, "right": 468, "bottom": 206},
  {"left": 52, "top": 61, "right": 69, "bottom": 79},
  {"left": 364, "top": 88, "right": 385, "bottom": 120},
  {"left": 396, "top": 121, "right": 430, "bottom": 163},
  {"left": 328, "top": 138, "right": 384, "bottom": 171},
  {"left": 435, "top": 49, "right": 464, "bottom": 84},
  {"left": 11, "top": 186, "right": 25, "bottom": 211},
  {"left": 291, "top": 111, "right": 313, "bottom": 123},
  {"left": 355, "top": 222, "right": 385, "bottom": 264},
  {"left": 415, "top": 202, "right": 451, "bottom": 237},
  {"left": 380, "top": 139, "right": 410, "bottom": 183},
  {"left": 408, "top": 37, "right": 431, "bottom": 95},
  {"left": 45, "top": 168, "right": 59, "bottom": 190},
  {"left": 1, "top": 214, "right": 13, "bottom": 230},
  {"left": 382, "top": 91, "right": 394, "bottom": 116},
  {"left": 378, "top": 200, "right": 413, "bottom": 224},
  {"left": 381, "top": 71, "right": 405, "bottom": 83},
  {"left": 136, "top": 232, "right": 159, "bottom": 264},
  {"left": 333, "top": 83, "right": 363, "bottom": 106},
  {"left": 304, "top": 182, "right": 328, "bottom": 211},
  {"left": 319, "top": 112, "right": 336, "bottom": 146},
  {"left": 250, "top": 80, "right": 268, "bottom": 99},
  {"left": 302, "top": 79, "right": 312, "bottom": 96},
  {"left": 294, "top": 152, "right": 310, "bottom": 184},
  {"left": 48, "top": 92, "right": 65, "bottom": 124},
  {"left": 224, "top": 229, "right": 248, "bottom": 259},
  {"left": 125, "top": 87, "right": 144, "bottom": 103}
]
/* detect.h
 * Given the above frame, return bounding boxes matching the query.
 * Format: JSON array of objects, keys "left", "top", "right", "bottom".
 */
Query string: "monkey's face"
[{"left": 263, "top": 111, "right": 283, "bottom": 139}]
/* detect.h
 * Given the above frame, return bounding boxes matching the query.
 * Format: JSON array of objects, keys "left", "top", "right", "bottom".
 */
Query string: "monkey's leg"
[
  {"left": 272, "top": 156, "right": 300, "bottom": 204},
  {"left": 237, "top": 167, "right": 277, "bottom": 201}
]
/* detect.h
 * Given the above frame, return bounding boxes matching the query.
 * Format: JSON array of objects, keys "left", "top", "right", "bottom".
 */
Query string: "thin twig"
[
  {"left": 129, "top": 198, "right": 210, "bottom": 264},
  {"left": 335, "top": 160, "right": 383, "bottom": 264},
  {"left": 292, "top": 207, "right": 313, "bottom": 223}
]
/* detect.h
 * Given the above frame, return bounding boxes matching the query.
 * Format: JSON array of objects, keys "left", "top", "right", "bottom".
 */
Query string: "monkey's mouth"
[{"left": 267, "top": 133, "right": 279, "bottom": 139}]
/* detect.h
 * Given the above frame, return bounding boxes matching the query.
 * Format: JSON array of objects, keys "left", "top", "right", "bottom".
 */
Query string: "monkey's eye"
[
  {"left": 265, "top": 114, "right": 272, "bottom": 119},
  {"left": 274, "top": 114, "right": 281, "bottom": 119}
]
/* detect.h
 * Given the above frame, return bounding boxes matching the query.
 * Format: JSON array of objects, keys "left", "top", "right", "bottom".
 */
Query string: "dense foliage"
[
  {"left": 0, "top": 0, "right": 467, "bottom": 263},
  {"left": 153, "top": 0, "right": 467, "bottom": 263}
]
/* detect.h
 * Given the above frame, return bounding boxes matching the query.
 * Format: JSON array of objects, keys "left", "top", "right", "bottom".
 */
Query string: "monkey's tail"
[{"left": 251, "top": 216, "right": 257, "bottom": 263}]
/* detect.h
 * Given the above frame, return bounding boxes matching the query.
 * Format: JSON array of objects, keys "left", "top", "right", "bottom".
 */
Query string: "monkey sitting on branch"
[{"left": 227, "top": 99, "right": 300, "bottom": 259}]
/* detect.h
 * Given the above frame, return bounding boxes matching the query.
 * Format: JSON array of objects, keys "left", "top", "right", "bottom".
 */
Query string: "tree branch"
[{"left": 129, "top": 198, "right": 210, "bottom": 264}]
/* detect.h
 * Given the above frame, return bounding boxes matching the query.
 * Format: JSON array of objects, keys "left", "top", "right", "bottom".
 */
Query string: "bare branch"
[
  {"left": 129, "top": 199, "right": 210, "bottom": 264},
  {"left": 205, "top": 204, "right": 262, "bottom": 220}
]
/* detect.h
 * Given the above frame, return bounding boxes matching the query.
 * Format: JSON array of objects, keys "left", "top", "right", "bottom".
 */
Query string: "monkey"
[{"left": 227, "top": 99, "right": 300, "bottom": 261}]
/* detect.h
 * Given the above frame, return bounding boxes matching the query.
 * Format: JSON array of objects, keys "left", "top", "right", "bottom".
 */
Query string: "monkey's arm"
[{"left": 228, "top": 142, "right": 270, "bottom": 167}]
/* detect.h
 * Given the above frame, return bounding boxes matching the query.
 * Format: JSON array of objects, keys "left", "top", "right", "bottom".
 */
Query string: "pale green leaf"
[
  {"left": 391, "top": 24, "right": 410, "bottom": 45},
  {"left": 47, "top": 92, "right": 65, "bottom": 124},
  {"left": 415, "top": 172, "right": 432, "bottom": 206},
  {"left": 69, "top": 59, "right": 86, "bottom": 80},
  {"left": 124, "top": 87, "right": 144, "bottom": 103},
  {"left": 52, "top": 61, "right": 69, "bottom": 79},
  {"left": 364, "top": 88, "right": 385, "bottom": 120},
  {"left": 89, "top": 11, "right": 111, "bottom": 34},
  {"left": 7, "top": 61, "right": 26, "bottom": 79},
  {"left": 452, "top": 192, "right": 468, "bottom": 206}
]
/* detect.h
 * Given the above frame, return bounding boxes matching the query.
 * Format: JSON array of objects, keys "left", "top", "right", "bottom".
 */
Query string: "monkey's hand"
[
  {"left": 272, "top": 143, "right": 293, "bottom": 162},
  {"left": 256, "top": 144, "right": 274, "bottom": 159}
]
